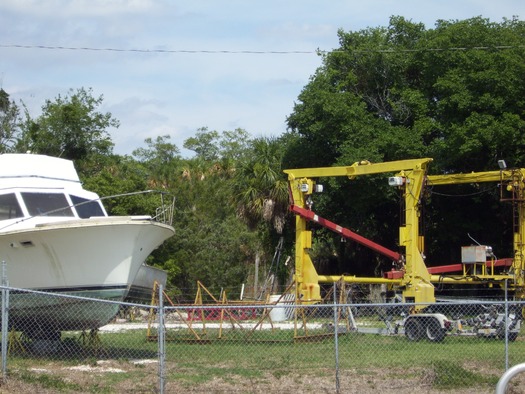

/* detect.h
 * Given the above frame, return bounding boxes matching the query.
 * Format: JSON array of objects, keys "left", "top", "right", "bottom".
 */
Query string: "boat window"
[
  {"left": 70, "top": 195, "right": 105, "bottom": 218},
  {"left": 21, "top": 192, "right": 74, "bottom": 217},
  {"left": 0, "top": 193, "right": 23, "bottom": 220}
]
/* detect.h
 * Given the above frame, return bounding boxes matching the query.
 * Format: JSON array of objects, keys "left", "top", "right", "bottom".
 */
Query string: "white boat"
[{"left": 0, "top": 153, "right": 175, "bottom": 338}]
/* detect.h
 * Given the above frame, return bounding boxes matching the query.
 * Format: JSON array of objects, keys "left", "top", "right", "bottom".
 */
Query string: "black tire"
[
  {"left": 425, "top": 318, "right": 446, "bottom": 342},
  {"left": 497, "top": 329, "right": 519, "bottom": 342},
  {"left": 405, "top": 319, "right": 423, "bottom": 341}
]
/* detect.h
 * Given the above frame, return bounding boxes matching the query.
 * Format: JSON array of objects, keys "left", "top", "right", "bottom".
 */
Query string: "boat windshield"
[
  {"left": 0, "top": 193, "right": 24, "bottom": 220},
  {"left": 21, "top": 192, "right": 74, "bottom": 217},
  {"left": 70, "top": 195, "right": 105, "bottom": 218}
]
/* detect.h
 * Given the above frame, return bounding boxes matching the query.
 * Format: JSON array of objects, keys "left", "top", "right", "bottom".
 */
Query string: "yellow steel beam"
[
  {"left": 284, "top": 158, "right": 433, "bottom": 180},
  {"left": 317, "top": 275, "right": 402, "bottom": 285}
]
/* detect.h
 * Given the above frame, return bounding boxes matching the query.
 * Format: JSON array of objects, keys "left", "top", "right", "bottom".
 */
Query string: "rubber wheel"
[
  {"left": 405, "top": 319, "right": 423, "bottom": 341},
  {"left": 425, "top": 318, "right": 446, "bottom": 342},
  {"left": 497, "top": 330, "right": 519, "bottom": 342}
]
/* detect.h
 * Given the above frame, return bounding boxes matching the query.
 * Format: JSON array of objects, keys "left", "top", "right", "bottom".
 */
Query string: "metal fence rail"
[{"left": 0, "top": 284, "right": 524, "bottom": 393}]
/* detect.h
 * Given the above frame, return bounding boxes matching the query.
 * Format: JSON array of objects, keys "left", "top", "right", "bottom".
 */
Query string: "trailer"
[{"left": 284, "top": 159, "right": 525, "bottom": 342}]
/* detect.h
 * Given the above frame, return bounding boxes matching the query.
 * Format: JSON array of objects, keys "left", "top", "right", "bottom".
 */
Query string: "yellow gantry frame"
[
  {"left": 285, "top": 160, "right": 525, "bottom": 305},
  {"left": 284, "top": 158, "right": 434, "bottom": 304},
  {"left": 427, "top": 169, "right": 525, "bottom": 300}
]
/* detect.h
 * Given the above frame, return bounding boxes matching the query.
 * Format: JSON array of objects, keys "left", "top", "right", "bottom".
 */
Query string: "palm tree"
[
  {"left": 233, "top": 137, "right": 289, "bottom": 234},
  {"left": 232, "top": 137, "right": 290, "bottom": 298}
]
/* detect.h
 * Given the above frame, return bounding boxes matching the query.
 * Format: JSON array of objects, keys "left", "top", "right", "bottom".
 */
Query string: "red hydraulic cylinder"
[{"left": 290, "top": 204, "right": 401, "bottom": 262}]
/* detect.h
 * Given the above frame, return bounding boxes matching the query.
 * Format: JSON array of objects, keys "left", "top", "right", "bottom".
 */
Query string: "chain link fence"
[{"left": 0, "top": 284, "right": 524, "bottom": 393}]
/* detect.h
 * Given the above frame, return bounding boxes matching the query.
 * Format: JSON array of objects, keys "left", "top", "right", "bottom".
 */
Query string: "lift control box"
[{"left": 461, "top": 246, "right": 488, "bottom": 264}]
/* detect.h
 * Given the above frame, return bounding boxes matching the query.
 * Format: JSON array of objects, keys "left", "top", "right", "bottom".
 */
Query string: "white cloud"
[
  {"left": 1, "top": 0, "right": 162, "bottom": 17},
  {"left": 1, "top": 0, "right": 524, "bottom": 157}
]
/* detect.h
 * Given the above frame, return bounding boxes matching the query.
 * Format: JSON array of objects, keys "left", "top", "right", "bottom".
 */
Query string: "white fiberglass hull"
[{"left": 0, "top": 216, "right": 174, "bottom": 333}]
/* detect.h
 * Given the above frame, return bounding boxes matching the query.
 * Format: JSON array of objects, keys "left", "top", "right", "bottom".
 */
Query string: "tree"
[
  {"left": 17, "top": 87, "right": 118, "bottom": 162},
  {"left": 183, "top": 127, "right": 220, "bottom": 161},
  {"left": 183, "top": 127, "right": 252, "bottom": 163},
  {"left": 233, "top": 136, "right": 289, "bottom": 235},
  {"left": 0, "top": 89, "right": 21, "bottom": 152},
  {"left": 128, "top": 130, "right": 260, "bottom": 297},
  {"left": 231, "top": 136, "right": 292, "bottom": 292},
  {"left": 132, "top": 135, "right": 181, "bottom": 189},
  {"left": 285, "top": 16, "right": 525, "bottom": 274},
  {"left": 287, "top": 16, "right": 525, "bottom": 171}
]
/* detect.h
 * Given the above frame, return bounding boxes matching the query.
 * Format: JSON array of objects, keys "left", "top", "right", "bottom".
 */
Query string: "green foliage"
[
  {"left": 288, "top": 16, "right": 525, "bottom": 171},
  {"left": 132, "top": 134, "right": 181, "bottom": 190},
  {"left": 285, "top": 16, "right": 525, "bottom": 274},
  {"left": 0, "top": 88, "right": 21, "bottom": 152},
  {"left": 183, "top": 127, "right": 220, "bottom": 161},
  {"left": 172, "top": 214, "right": 257, "bottom": 297},
  {"left": 17, "top": 87, "right": 117, "bottom": 164},
  {"left": 232, "top": 136, "right": 289, "bottom": 235},
  {"left": 81, "top": 155, "right": 158, "bottom": 216}
]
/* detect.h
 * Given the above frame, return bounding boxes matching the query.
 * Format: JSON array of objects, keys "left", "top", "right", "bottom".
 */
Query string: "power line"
[
  {"left": 1, "top": 43, "right": 524, "bottom": 55},
  {"left": 0, "top": 44, "right": 314, "bottom": 54}
]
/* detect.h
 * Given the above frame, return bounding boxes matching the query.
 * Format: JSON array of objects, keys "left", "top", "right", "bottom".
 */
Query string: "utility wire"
[
  {"left": 0, "top": 44, "right": 314, "bottom": 54},
  {"left": 1, "top": 43, "right": 525, "bottom": 55}
]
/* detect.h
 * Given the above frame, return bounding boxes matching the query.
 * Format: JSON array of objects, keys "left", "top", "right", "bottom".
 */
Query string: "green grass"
[
  {"left": 5, "top": 326, "right": 524, "bottom": 392},
  {"left": 11, "top": 369, "right": 84, "bottom": 392},
  {"left": 430, "top": 360, "right": 499, "bottom": 389}
]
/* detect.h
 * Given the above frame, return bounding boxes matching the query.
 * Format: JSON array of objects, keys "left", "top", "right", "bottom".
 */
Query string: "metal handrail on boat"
[{"left": 153, "top": 194, "right": 175, "bottom": 226}]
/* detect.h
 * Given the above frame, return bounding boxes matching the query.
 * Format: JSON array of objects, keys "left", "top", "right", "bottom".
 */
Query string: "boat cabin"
[{"left": 0, "top": 154, "right": 107, "bottom": 226}]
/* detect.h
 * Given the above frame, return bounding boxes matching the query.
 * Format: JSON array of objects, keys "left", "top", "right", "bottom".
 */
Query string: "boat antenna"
[{"left": 467, "top": 233, "right": 482, "bottom": 246}]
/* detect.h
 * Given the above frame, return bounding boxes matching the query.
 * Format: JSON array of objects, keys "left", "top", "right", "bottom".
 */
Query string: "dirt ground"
[{"left": 0, "top": 360, "right": 524, "bottom": 394}]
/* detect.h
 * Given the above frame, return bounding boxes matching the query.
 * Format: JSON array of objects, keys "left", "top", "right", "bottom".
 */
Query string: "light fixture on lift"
[
  {"left": 388, "top": 176, "right": 405, "bottom": 187},
  {"left": 498, "top": 160, "right": 507, "bottom": 170}
]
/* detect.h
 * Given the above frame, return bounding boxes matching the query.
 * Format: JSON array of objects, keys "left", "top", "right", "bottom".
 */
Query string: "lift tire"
[
  {"left": 497, "top": 330, "right": 519, "bottom": 342},
  {"left": 405, "top": 319, "right": 423, "bottom": 341},
  {"left": 425, "top": 318, "right": 446, "bottom": 342}
]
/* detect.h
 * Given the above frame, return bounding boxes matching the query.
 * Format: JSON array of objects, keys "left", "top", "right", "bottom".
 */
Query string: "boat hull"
[
  {"left": 0, "top": 217, "right": 174, "bottom": 332},
  {"left": 125, "top": 264, "right": 168, "bottom": 304},
  {"left": 6, "top": 287, "right": 126, "bottom": 335}
]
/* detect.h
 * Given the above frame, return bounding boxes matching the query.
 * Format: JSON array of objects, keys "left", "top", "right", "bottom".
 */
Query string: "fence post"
[
  {"left": 1, "top": 260, "right": 8, "bottom": 383},
  {"left": 504, "top": 279, "right": 509, "bottom": 371},
  {"left": 333, "top": 282, "right": 340, "bottom": 394},
  {"left": 158, "top": 284, "right": 165, "bottom": 394}
]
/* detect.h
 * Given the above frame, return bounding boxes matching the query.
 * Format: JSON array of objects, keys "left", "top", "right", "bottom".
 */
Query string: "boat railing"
[{"left": 153, "top": 195, "right": 175, "bottom": 226}]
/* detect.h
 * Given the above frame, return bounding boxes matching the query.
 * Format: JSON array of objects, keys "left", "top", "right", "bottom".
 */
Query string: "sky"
[{"left": 1, "top": 1, "right": 524, "bottom": 157}]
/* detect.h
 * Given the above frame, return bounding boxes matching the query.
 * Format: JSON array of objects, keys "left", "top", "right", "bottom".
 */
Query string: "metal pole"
[
  {"left": 504, "top": 280, "right": 509, "bottom": 371},
  {"left": 158, "top": 284, "right": 165, "bottom": 394},
  {"left": 254, "top": 253, "right": 259, "bottom": 298},
  {"left": 333, "top": 282, "right": 340, "bottom": 394},
  {"left": 496, "top": 362, "right": 525, "bottom": 394},
  {"left": 1, "top": 260, "right": 8, "bottom": 383}
]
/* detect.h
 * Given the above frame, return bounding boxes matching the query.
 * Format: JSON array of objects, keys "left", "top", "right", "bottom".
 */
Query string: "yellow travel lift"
[
  {"left": 284, "top": 158, "right": 524, "bottom": 341},
  {"left": 148, "top": 158, "right": 524, "bottom": 343}
]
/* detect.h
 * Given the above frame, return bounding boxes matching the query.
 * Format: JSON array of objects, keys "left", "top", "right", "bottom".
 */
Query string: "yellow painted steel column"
[
  {"left": 513, "top": 171, "right": 525, "bottom": 300},
  {"left": 399, "top": 166, "right": 435, "bottom": 305},
  {"left": 289, "top": 177, "right": 321, "bottom": 302}
]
